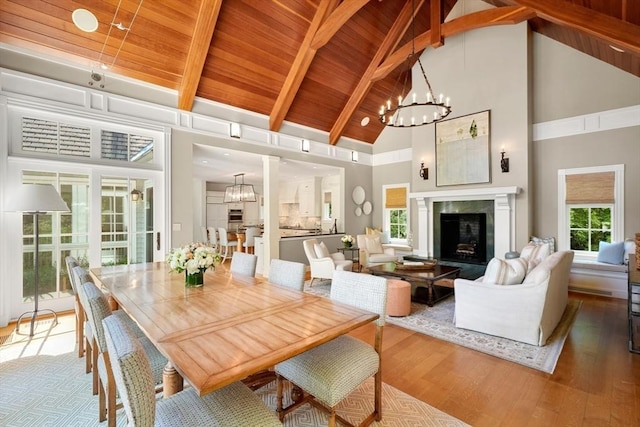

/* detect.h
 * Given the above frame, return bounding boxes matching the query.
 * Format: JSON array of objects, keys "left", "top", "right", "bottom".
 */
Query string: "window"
[
  {"left": 101, "top": 130, "right": 154, "bottom": 163},
  {"left": 22, "top": 117, "right": 90, "bottom": 157},
  {"left": 558, "top": 165, "right": 624, "bottom": 257},
  {"left": 383, "top": 184, "right": 409, "bottom": 242}
]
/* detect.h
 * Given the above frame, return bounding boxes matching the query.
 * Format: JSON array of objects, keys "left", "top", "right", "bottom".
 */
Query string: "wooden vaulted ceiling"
[{"left": 1, "top": 0, "right": 638, "bottom": 145}]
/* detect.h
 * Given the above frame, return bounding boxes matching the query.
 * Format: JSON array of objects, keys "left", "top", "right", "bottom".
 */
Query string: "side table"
[{"left": 337, "top": 247, "right": 359, "bottom": 271}]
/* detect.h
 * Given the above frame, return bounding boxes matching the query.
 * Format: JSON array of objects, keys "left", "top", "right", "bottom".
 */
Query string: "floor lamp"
[{"left": 5, "top": 184, "right": 70, "bottom": 336}]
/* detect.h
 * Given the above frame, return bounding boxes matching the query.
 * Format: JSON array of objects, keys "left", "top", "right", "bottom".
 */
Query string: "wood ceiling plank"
[
  {"left": 372, "top": 6, "right": 535, "bottom": 82},
  {"left": 269, "top": 0, "right": 340, "bottom": 131},
  {"left": 510, "top": 0, "right": 640, "bottom": 55},
  {"left": 178, "top": 0, "right": 222, "bottom": 111},
  {"left": 328, "top": 0, "right": 422, "bottom": 145},
  {"left": 310, "top": 0, "right": 370, "bottom": 50}
]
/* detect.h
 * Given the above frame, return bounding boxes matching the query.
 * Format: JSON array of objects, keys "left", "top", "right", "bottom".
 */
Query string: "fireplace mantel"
[{"left": 410, "top": 186, "right": 521, "bottom": 259}]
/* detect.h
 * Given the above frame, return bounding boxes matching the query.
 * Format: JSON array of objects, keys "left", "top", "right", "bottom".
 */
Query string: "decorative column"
[{"left": 494, "top": 192, "right": 514, "bottom": 258}]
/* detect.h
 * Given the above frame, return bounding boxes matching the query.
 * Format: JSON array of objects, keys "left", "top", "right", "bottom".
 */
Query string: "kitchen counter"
[{"left": 280, "top": 232, "right": 341, "bottom": 239}]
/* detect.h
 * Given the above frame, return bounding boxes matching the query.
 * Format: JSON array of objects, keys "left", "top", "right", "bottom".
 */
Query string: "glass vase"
[{"left": 185, "top": 269, "right": 204, "bottom": 287}]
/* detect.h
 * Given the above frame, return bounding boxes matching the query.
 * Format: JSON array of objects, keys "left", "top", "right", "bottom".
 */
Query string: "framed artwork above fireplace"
[{"left": 435, "top": 110, "right": 491, "bottom": 187}]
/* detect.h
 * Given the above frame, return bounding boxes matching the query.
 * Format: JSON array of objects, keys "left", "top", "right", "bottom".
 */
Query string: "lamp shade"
[{"left": 5, "top": 184, "right": 70, "bottom": 213}]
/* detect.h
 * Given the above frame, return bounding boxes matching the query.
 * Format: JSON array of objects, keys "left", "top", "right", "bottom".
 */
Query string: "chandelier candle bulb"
[
  {"left": 387, "top": 100, "right": 391, "bottom": 109},
  {"left": 412, "top": 93, "right": 417, "bottom": 103},
  {"left": 427, "top": 92, "right": 432, "bottom": 102},
  {"left": 423, "top": 115, "right": 427, "bottom": 123},
  {"left": 411, "top": 117, "right": 415, "bottom": 125},
  {"left": 434, "top": 111, "right": 438, "bottom": 120},
  {"left": 445, "top": 97, "right": 450, "bottom": 107},
  {"left": 439, "top": 94, "right": 443, "bottom": 103}
]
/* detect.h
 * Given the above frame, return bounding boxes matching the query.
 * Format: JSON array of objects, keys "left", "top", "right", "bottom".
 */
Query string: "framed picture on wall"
[{"left": 435, "top": 110, "right": 491, "bottom": 186}]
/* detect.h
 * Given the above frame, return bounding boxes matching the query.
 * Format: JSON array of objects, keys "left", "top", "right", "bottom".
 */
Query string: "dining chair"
[
  {"left": 275, "top": 270, "right": 388, "bottom": 426},
  {"left": 70, "top": 265, "right": 96, "bottom": 379},
  {"left": 207, "top": 226, "right": 218, "bottom": 251},
  {"left": 64, "top": 256, "right": 84, "bottom": 358},
  {"left": 242, "top": 226, "right": 260, "bottom": 254},
  {"left": 102, "top": 314, "right": 283, "bottom": 427},
  {"left": 268, "top": 259, "right": 305, "bottom": 291},
  {"left": 82, "top": 281, "right": 167, "bottom": 427},
  {"left": 230, "top": 251, "right": 258, "bottom": 277},
  {"left": 218, "top": 227, "right": 238, "bottom": 263}
]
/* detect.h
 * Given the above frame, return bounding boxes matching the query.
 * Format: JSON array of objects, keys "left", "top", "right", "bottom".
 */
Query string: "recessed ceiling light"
[
  {"left": 202, "top": 160, "right": 208, "bottom": 164},
  {"left": 609, "top": 45, "right": 625, "bottom": 53},
  {"left": 360, "top": 116, "right": 370, "bottom": 126},
  {"left": 72, "top": 9, "right": 99, "bottom": 33},
  {"left": 223, "top": 153, "right": 230, "bottom": 156}
]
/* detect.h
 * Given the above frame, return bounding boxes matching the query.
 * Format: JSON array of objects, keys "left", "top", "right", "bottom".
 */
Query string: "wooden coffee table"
[{"left": 368, "top": 262, "right": 460, "bottom": 306}]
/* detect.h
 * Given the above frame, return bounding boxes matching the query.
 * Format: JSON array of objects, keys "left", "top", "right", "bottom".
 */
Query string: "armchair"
[
  {"left": 356, "top": 234, "right": 397, "bottom": 269},
  {"left": 302, "top": 239, "right": 353, "bottom": 285}
]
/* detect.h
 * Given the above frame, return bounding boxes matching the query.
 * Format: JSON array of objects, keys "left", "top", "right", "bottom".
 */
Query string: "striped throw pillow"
[
  {"left": 482, "top": 257, "right": 527, "bottom": 285},
  {"left": 520, "top": 242, "right": 551, "bottom": 272}
]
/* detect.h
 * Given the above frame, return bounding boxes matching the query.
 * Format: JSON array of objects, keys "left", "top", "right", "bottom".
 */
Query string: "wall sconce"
[
  {"left": 131, "top": 189, "right": 143, "bottom": 201},
  {"left": 419, "top": 161, "right": 428, "bottom": 180},
  {"left": 351, "top": 151, "right": 358, "bottom": 163},
  {"left": 229, "top": 122, "right": 241, "bottom": 138},
  {"left": 500, "top": 150, "right": 510, "bottom": 173},
  {"left": 301, "top": 139, "right": 310, "bottom": 152}
]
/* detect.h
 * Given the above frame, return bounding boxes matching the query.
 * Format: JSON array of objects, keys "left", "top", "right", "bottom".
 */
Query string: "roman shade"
[
  {"left": 385, "top": 187, "right": 407, "bottom": 209},
  {"left": 565, "top": 172, "right": 614, "bottom": 204}
]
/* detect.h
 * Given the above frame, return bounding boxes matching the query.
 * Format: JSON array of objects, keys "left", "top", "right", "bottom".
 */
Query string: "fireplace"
[{"left": 440, "top": 213, "right": 487, "bottom": 264}]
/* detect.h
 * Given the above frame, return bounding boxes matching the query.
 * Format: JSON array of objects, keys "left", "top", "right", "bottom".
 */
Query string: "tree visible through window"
[
  {"left": 389, "top": 209, "right": 407, "bottom": 239},
  {"left": 569, "top": 206, "right": 611, "bottom": 251}
]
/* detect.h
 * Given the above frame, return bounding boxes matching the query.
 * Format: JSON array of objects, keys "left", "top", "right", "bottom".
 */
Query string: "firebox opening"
[{"left": 440, "top": 213, "right": 487, "bottom": 265}]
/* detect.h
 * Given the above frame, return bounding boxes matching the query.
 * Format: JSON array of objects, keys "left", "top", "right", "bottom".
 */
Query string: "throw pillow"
[
  {"left": 597, "top": 241, "right": 625, "bottom": 265},
  {"left": 365, "top": 227, "right": 381, "bottom": 235},
  {"left": 482, "top": 257, "right": 527, "bottom": 285},
  {"left": 364, "top": 236, "right": 384, "bottom": 254},
  {"left": 520, "top": 242, "right": 551, "bottom": 272},
  {"left": 530, "top": 236, "right": 556, "bottom": 253},
  {"left": 365, "top": 228, "right": 389, "bottom": 244},
  {"left": 314, "top": 242, "right": 331, "bottom": 259}
]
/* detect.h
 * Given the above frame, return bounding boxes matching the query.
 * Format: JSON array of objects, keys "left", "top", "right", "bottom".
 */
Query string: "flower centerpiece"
[
  {"left": 166, "top": 243, "right": 221, "bottom": 287},
  {"left": 341, "top": 234, "right": 354, "bottom": 248}
]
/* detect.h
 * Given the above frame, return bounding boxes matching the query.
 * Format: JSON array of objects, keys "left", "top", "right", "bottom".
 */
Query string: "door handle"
[{"left": 156, "top": 232, "right": 161, "bottom": 250}]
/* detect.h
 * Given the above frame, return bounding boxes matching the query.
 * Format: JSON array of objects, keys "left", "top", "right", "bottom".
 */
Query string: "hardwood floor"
[
  {"left": 2, "top": 290, "right": 637, "bottom": 426},
  {"left": 350, "top": 292, "right": 640, "bottom": 426}
]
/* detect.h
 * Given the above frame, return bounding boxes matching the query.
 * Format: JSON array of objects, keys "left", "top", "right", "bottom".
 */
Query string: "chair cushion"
[
  {"left": 364, "top": 236, "right": 384, "bottom": 254},
  {"left": 597, "top": 241, "right": 625, "bottom": 265},
  {"left": 520, "top": 242, "right": 551, "bottom": 272},
  {"left": 368, "top": 253, "right": 397, "bottom": 263},
  {"left": 275, "top": 335, "right": 379, "bottom": 408},
  {"left": 334, "top": 260, "right": 353, "bottom": 271},
  {"left": 483, "top": 257, "right": 527, "bottom": 285},
  {"left": 314, "top": 242, "right": 331, "bottom": 259}
]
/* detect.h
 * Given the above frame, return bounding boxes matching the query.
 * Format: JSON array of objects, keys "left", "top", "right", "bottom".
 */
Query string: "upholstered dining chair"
[
  {"left": 82, "top": 281, "right": 167, "bottom": 427},
  {"left": 275, "top": 270, "right": 388, "bottom": 426},
  {"left": 242, "top": 226, "right": 260, "bottom": 254},
  {"left": 230, "top": 252, "right": 258, "bottom": 277},
  {"left": 64, "top": 256, "right": 84, "bottom": 358},
  {"left": 70, "top": 265, "right": 97, "bottom": 378},
  {"left": 268, "top": 259, "right": 305, "bottom": 291},
  {"left": 102, "top": 314, "right": 283, "bottom": 427},
  {"left": 218, "top": 227, "right": 238, "bottom": 263}
]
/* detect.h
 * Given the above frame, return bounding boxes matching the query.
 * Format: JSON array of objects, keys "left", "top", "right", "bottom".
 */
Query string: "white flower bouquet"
[
  {"left": 166, "top": 243, "right": 221, "bottom": 275},
  {"left": 341, "top": 234, "right": 354, "bottom": 247}
]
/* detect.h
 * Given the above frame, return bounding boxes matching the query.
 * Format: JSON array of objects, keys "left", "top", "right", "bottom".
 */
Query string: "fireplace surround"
[{"left": 411, "top": 187, "right": 520, "bottom": 260}]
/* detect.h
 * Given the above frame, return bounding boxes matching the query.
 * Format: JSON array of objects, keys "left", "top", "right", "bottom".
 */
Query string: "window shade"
[
  {"left": 385, "top": 187, "right": 407, "bottom": 208},
  {"left": 565, "top": 172, "right": 614, "bottom": 204}
]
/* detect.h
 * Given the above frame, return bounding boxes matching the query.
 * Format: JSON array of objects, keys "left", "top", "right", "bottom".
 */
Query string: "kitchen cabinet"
[
  {"left": 299, "top": 178, "right": 321, "bottom": 216},
  {"left": 243, "top": 196, "right": 261, "bottom": 225}
]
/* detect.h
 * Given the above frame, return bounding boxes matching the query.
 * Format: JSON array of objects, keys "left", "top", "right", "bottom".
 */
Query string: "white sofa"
[{"left": 454, "top": 250, "right": 574, "bottom": 346}]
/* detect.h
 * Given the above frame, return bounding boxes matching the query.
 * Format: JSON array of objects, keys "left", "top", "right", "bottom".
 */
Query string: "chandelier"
[
  {"left": 224, "top": 173, "right": 257, "bottom": 203},
  {"left": 378, "top": 0, "right": 451, "bottom": 128}
]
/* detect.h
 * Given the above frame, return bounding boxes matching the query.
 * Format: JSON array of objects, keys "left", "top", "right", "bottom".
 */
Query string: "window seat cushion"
[{"left": 572, "top": 259, "right": 627, "bottom": 273}]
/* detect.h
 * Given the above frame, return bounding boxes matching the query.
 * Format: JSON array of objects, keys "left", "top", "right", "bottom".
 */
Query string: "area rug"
[
  {"left": 0, "top": 329, "right": 468, "bottom": 426},
  {"left": 305, "top": 281, "right": 581, "bottom": 374}
]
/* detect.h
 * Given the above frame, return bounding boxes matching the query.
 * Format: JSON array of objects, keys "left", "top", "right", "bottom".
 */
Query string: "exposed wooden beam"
[
  {"left": 310, "top": 0, "right": 371, "bottom": 50},
  {"left": 177, "top": 0, "right": 222, "bottom": 111},
  {"left": 329, "top": 0, "right": 422, "bottom": 145},
  {"left": 268, "top": 0, "right": 340, "bottom": 132},
  {"left": 431, "top": 0, "right": 443, "bottom": 48},
  {"left": 510, "top": 0, "right": 640, "bottom": 55},
  {"left": 372, "top": 6, "right": 535, "bottom": 82}
]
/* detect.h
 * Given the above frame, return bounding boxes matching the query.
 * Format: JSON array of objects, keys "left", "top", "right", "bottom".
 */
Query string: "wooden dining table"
[{"left": 90, "top": 262, "right": 378, "bottom": 398}]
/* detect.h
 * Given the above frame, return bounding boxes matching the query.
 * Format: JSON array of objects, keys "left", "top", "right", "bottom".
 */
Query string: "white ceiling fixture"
[{"left": 72, "top": 9, "right": 99, "bottom": 33}]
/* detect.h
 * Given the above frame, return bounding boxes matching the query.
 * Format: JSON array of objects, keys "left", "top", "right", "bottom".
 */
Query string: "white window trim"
[
  {"left": 382, "top": 183, "right": 410, "bottom": 244},
  {"left": 557, "top": 164, "right": 624, "bottom": 261}
]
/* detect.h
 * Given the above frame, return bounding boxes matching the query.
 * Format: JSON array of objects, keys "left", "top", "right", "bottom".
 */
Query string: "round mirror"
[
  {"left": 352, "top": 186, "right": 365, "bottom": 205},
  {"left": 355, "top": 206, "right": 363, "bottom": 217},
  {"left": 362, "top": 201, "right": 372, "bottom": 215}
]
